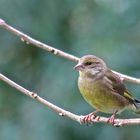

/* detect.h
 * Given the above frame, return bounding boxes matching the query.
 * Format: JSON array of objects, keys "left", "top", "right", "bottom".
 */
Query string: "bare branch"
[
  {"left": 0, "top": 73, "right": 80, "bottom": 123},
  {"left": 1, "top": 19, "right": 140, "bottom": 126},
  {"left": 0, "top": 19, "right": 79, "bottom": 63},
  {"left": 0, "top": 19, "right": 140, "bottom": 84},
  {"left": 1, "top": 73, "right": 140, "bottom": 127}
]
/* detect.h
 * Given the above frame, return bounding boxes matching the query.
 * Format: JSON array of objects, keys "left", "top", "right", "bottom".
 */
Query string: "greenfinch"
[{"left": 74, "top": 55, "right": 140, "bottom": 124}]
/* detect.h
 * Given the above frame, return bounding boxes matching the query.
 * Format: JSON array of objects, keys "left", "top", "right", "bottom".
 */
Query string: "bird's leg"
[
  {"left": 81, "top": 110, "right": 98, "bottom": 124},
  {"left": 107, "top": 111, "right": 118, "bottom": 125}
]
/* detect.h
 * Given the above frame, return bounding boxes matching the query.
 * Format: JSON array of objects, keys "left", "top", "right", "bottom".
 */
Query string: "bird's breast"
[{"left": 78, "top": 76, "right": 102, "bottom": 105}]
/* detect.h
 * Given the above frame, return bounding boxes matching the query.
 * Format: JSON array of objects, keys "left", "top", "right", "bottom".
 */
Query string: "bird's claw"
[
  {"left": 81, "top": 112, "right": 97, "bottom": 124},
  {"left": 107, "top": 115, "right": 115, "bottom": 125}
]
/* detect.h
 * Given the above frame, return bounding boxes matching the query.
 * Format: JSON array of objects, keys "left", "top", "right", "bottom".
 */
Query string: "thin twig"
[
  {"left": 0, "top": 19, "right": 79, "bottom": 62},
  {"left": 0, "top": 73, "right": 80, "bottom": 123},
  {"left": 1, "top": 73, "right": 140, "bottom": 127},
  {"left": 0, "top": 18, "right": 140, "bottom": 84}
]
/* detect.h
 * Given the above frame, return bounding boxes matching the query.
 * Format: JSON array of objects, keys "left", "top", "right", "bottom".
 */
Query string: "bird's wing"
[{"left": 105, "top": 69, "right": 135, "bottom": 102}]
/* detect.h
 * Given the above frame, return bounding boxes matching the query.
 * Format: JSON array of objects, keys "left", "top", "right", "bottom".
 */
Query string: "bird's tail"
[{"left": 130, "top": 99, "right": 140, "bottom": 114}]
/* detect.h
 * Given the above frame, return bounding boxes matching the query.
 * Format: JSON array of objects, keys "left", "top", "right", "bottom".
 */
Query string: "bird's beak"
[{"left": 74, "top": 63, "right": 85, "bottom": 71}]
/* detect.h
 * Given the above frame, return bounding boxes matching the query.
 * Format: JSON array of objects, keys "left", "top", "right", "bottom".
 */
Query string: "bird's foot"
[
  {"left": 107, "top": 115, "right": 115, "bottom": 125},
  {"left": 81, "top": 111, "right": 98, "bottom": 124},
  {"left": 107, "top": 111, "right": 118, "bottom": 125}
]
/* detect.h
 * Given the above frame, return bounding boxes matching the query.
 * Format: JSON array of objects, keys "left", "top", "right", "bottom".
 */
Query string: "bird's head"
[{"left": 74, "top": 55, "right": 107, "bottom": 77}]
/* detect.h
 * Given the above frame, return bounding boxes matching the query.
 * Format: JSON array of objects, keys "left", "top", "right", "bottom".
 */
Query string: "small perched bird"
[{"left": 74, "top": 55, "right": 140, "bottom": 124}]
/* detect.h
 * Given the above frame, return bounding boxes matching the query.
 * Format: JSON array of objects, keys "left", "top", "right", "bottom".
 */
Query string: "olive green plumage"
[{"left": 75, "top": 55, "right": 140, "bottom": 115}]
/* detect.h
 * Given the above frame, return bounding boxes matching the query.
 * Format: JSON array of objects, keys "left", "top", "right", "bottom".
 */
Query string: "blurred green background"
[{"left": 0, "top": 0, "right": 140, "bottom": 140}]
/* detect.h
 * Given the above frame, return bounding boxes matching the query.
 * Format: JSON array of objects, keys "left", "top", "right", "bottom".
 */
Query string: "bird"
[{"left": 74, "top": 55, "right": 140, "bottom": 124}]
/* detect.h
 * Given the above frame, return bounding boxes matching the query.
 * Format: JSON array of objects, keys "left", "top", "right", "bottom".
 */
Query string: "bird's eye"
[{"left": 84, "top": 61, "right": 92, "bottom": 66}]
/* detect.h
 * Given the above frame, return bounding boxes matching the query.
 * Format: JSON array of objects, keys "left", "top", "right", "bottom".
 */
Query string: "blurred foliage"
[{"left": 0, "top": 0, "right": 140, "bottom": 140}]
